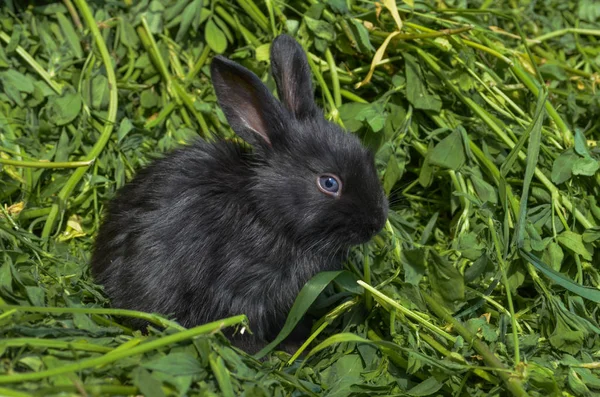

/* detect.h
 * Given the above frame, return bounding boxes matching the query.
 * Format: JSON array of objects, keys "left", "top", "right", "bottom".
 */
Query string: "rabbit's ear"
[
  {"left": 211, "top": 56, "right": 284, "bottom": 148},
  {"left": 270, "top": 35, "right": 319, "bottom": 120}
]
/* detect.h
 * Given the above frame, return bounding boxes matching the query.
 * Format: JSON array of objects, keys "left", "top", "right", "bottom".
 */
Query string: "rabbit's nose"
[
  {"left": 366, "top": 216, "right": 386, "bottom": 238},
  {"left": 374, "top": 199, "right": 389, "bottom": 231}
]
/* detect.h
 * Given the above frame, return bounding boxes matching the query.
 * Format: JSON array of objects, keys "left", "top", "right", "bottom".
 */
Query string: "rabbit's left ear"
[
  {"left": 211, "top": 55, "right": 286, "bottom": 150},
  {"left": 270, "top": 34, "right": 319, "bottom": 120}
]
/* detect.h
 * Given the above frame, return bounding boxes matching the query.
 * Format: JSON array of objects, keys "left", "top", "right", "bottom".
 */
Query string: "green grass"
[{"left": 1, "top": 0, "right": 600, "bottom": 396}]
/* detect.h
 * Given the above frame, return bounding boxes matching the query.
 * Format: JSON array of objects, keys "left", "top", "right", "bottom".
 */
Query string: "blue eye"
[{"left": 317, "top": 174, "right": 342, "bottom": 197}]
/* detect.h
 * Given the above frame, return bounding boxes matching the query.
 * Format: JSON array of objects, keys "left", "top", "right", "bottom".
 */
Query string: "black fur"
[{"left": 91, "top": 34, "right": 388, "bottom": 353}]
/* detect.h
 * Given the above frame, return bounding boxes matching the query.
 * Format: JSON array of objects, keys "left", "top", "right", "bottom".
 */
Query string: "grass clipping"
[{"left": 1, "top": 0, "right": 600, "bottom": 396}]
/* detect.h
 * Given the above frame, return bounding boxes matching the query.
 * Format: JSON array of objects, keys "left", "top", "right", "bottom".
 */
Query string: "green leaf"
[
  {"left": 304, "top": 16, "right": 336, "bottom": 41},
  {"left": 6, "top": 24, "right": 21, "bottom": 52},
  {"left": 427, "top": 130, "right": 465, "bottom": 170},
  {"left": 582, "top": 227, "right": 600, "bottom": 243},
  {"left": 464, "top": 254, "right": 494, "bottom": 283},
  {"left": 543, "top": 242, "right": 564, "bottom": 272},
  {"left": 42, "top": 356, "right": 75, "bottom": 386},
  {"left": 470, "top": 173, "right": 498, "bottom": 204},
  {"left": 90, "top": 75, "right": 109, "bottom": 109},
  {"left": 538, "top": 64, "right": 567, "bottom": 81},
  {"left": 348, "top": 19, "right": 375, "bottom": 53},
  {"left": 46, "top": 92, "right": 82, "bottom": 126},
  {"left": 573, "top": 128, "right": 591, "bottom": 158},
  {"left": 54, "top": 129, "right": 70, "bottom": 162},
  {"left": 140, "top": 89, "right": 159, "bottom": 109},
  {"left": 132, "top": 367, "right": 166, "bottom": 397},
  {"left": 213, "top": 16, "right": 234, "bottom": 45},
  {"left": 571, "top": 157, "right": 599, "bottom": 176},
  {"left": 72, "top": 312, "right": 103, "bottom": 332},
  {"left": 255, "top": 43, "right": 270, "bottom": 62},
  {"left": 466, "top": 318, "right": 498, "bottom": 342},
  {"left": 578, "top": 0, "right": 600, "bottom": 22},
  {"left": 117, "top": 118, "right": 134, "bottom": 143},
  {"left": 205, "top": 19, "right": 227, "bottom": 54},
  {"left": 145, "top": 0, "right": 165, "bottom": 34},
  {"left": 420, "top": 212, "right": 439, "bottom": 245},
  {"left": 568, "top": 369, "right": 591, "bottom": 396},
  {"left": 209, "top": 353, "right": 234, "bottom": 397},
  {"left": 0, "top": 260, "right": 12, "bottom": 292},
  {"left": 176, "top": 0, "right": 203, "bottom": 42},
  {"left": 25, "top": 286, "right": 45, "bottom": 307},
  {"left": 143, "top": 352, "right": 204, "bottom": 376},
  {"left": 418, "top": 156, "right": 435, "bottom": 187},
  {"left": 339, "top": 102, "right": 369, "bottom": 132},
  {"left": 164, "top": 0, "right": 190, "bottom": 22},
  {"left": 527, "top": 362, "right": 561, "bottom": 394},
  {"left": 0, "top": 70, "right": 34, "bottom": 93},
  {"left": 549, "top": 314, "right": 584, "bottom": 355},
  {"left": 403, "top": 248, "right": 427, "bottom": 285},
  {"left": 355, "top": 102, "right": 387, "bottom": 132},
  {"left": 325, "top": 0, "right": 349, "bottom": 14},
  {"left": 56, "top": 12, "right": 83, "bottom": 58},
  {"left": 321, "top": 354, "right": 364, "bottom": 397},
  {"left": 557, "top": 231, "right": 592, "bottom": 260},
  {"left": 120, "top": 18, "right": 140, "bottom": 48},
  {"left": 456, "top": 231, "right": 484, "bottom": 261},
  {"left": 427, "top": 250, "right": 465, "bottom": 302},
  {"left": 551, "top": 149, "right": 578, "bottom": 184},
  {"left": 404, "top": 53, "right": 442, "bottom": 112},
  {"left": 383, "top": 154, "right": 401, "bottom": 196},
  {"left": 0, "top": 45, "right": 9, "bottom": 67},
  {"left": 406, "top": 377, "right": 443, "bottom": 396},
  {"left": 3, "top": 80, "right": 24, "bottom": 106}
]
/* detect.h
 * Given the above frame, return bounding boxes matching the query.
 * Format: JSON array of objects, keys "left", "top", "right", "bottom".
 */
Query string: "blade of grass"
[
  {"left": 0, "top": 315, "right": 247, "bottom": 384},
  {"left": 254, "top": 271, "right": 344, "bottom": 359}
]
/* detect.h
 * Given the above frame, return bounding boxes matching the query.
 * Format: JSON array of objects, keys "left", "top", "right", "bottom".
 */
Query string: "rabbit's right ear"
[
  {"left": 270, "top": 35, "right": 319, "bottom": 120},
  {"left": 211, "top": 56, "right": 284, "bottom": 149}
]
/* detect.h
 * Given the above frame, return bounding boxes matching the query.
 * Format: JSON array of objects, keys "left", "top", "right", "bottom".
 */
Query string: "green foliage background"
[{"left": 1, "top": 0, "right": 600, "bottom": 396}]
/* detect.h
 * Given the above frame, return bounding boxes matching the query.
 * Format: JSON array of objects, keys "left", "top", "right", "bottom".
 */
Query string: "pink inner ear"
[
  {"left": 238, "top": 101, "right": 271, "bottom": 145},
  {"left": 282, "top": 70, "right": 298, "bottom": 114}
]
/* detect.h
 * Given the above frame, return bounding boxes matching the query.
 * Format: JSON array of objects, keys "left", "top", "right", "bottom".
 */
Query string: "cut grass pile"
[{"left": 1, "top": 0, "right": 600, "bottom": 396}]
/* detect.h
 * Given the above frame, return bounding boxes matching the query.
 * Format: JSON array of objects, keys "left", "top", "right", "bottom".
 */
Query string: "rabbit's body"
[
  {"left": 92, "top": 35, "right": 388, "bottom": 353},
  {"left": 94, "top": 140, "right": 341, "bottom": 342}
]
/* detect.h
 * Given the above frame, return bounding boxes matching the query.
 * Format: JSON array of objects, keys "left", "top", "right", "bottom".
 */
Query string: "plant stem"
[
  {"left": 236, "top": 0, "right": 269, "bottom": 32},
  {"left": 358, "top": 280, "right": 456, "bottom": 343},
  {"left": 0, "top": 31, "right": 63, "bottom": 94},
  {"left": 215, "top": 6, "right": 260, "bottom": 46},
  {"left": 324, "top": 48, "right": 342, "bottom": 108},
  {"left": 488, "top": 217, "right": 520, "bottom": 366},
  {"left": 421, "top": 291, "right": 529, "bottom": 397},
  {"left": 186, "top": 45, "right": 211, "bottom": 82},
  {"left": 533, "top": 28, "right": 600, "bottom": 43},
  {"left": 0, "top": 158, "right": 93, "bottom": 168}
]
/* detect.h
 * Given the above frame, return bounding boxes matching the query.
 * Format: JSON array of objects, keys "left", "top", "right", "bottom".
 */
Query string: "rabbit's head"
[{"left": 211, "top": 35, "right": 388, "bottom": 252}]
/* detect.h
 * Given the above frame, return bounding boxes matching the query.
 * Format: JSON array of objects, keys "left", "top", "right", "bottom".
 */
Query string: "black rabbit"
[{"left": 91, "top": 34, "right": 388, "bottom": 353}]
